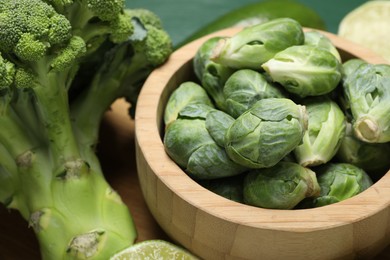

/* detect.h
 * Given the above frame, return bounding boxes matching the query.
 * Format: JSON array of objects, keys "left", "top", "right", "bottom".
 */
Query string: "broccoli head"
[
  {"left": 46, "top": 0, "right": 134, "bottom": 54},
  {"left": 0, "top": 0, "right": 72, "bottom": 62}
]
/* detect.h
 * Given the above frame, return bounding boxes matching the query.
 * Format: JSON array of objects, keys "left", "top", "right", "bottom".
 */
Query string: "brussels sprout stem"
[{"left": 354, "top": 116, "right": 379, "bottom": 143}]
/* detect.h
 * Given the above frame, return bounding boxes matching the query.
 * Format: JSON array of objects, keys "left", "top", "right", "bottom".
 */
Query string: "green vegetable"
[
  {"left": 301, "top": 163, "right": 373, "bottom": 208},
  {"left": 243, "top": 162, "right": 320, "bottom": 209},
  {"left": 162, "top": 18, "right": 389, "bottom": 211},
  {"left": 262, "top": 44, "right": 342, "bottom": 98},
  {"left": 336, "top": 122, "right": 390, "bottom": 180},
  {"left": 225, "top": 98, "right": 308, "bottom": 169},
  {"left": 164, "top": 81, "right": 213, "bottom": 126},
  {"left": 342, "top": 60, "right": 390, "bottom": 143},
  {"left": 0, "top": 1, "right": 172, "bottom": 259},
  {"left": 294, "top": 96, "right": 346, "bottom": 167},
  {"left": 193, "top": 36, "right": 235, "bottom": 111},
  {"left": 341, "top": 58, "right": 367, "bottom": 82},
  {"left": 177, "top": 0, "right": 326, "bottom": 48},
  {"left": 199, "top": 175, "right": 245, "bottom": 203},
  {"left": 164, "top": 104, "right": 247, "bottom": 180},
  {"left": 304, "top": 30, "right": 342, "bottom": 62},
  {"left": 223, "top": 69, "right": 287, "bottom": 118},
  {"left": 211, "top": 18, "right": 304, "bottom": 69},
  {"left": 334, "top": 59, "right": 366, "bottom": 121}
]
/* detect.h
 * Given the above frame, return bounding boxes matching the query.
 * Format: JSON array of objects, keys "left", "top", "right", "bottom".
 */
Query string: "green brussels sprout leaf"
[
  {"left": 262, "top": 45, "right": 342, "bottom": 98},
  {"left": 223, "top": 69, "right": 287, "bottom": 118},
  {"left": 243, "top": 162, "right": 320, "bottom": 209},
  {"left": 211, "top": 18, "right": 304, "bottom": 69},
  {"left": 193, "top": 36, "right": 235, "bottom": 111},
  {"left": 342, "top": 62, "right": 390, "bottom": 143},
  {"left": 294, "top": 96, "right": 346, "bottom": 167},
  {"left": 225, "top": 98, "right": 308, "bottom": 168},
  {"left": 164, "top": 81, "right": 213, "bottom": 125}
]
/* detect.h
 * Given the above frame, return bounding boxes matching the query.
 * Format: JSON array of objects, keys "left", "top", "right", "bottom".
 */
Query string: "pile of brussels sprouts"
[{"left": 163, "top": 18, "right": 390, "bottom": 210}]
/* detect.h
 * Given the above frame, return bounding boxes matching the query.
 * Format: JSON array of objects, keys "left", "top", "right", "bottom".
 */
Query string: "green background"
[{"left": 125, "top": 0, "right": 367, "bottom": 46}]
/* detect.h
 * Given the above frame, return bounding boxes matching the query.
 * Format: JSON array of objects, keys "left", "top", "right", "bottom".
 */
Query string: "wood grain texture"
[{"left": 135, "top": 27, "right": 390, "bottom": 260}]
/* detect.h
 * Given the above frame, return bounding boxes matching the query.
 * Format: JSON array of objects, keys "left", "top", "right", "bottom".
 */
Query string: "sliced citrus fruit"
[
  {"left": 110, "top": 240, "right": 200, "bottom": 260},
  {"left": 338, "top": 1, "right": 390, "bottom": 62}
]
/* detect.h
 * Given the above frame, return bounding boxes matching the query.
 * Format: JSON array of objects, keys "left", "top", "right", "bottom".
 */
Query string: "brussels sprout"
[
  {"left": 199, "top": 174, "right": 245, "bottom": 203},
  {"left": 342, "top": 61, "right": 390, "bottom": 143},
  {"left": 262, "top": 45, "right": 342, "bottom": 98},
  {"left": 164, "top": 81, "right": 214, "bottom": 125},
  {"left": 294, "top": 96, "right": 346, "bottom": 167},
  {"left": 243, "top": 162, "right": 320, "bottom": 209},
  {"left": 304, "top": 30, "right": 341, "bottom": 62},
  {"left": 211, "top": 18, "right": 304, "bottom": 69},
  {"left": 336, "top": 122, "right": 390, "bottom": 180},
  {"left": 164, "top": 104, "right": 247, "bottom": 180},
  {"left": 302, "top": 163, "right": 373, "bottom": 208},
  {"left": 223, "top": 69, "right": 287, "bottom": 118},
  {"left": 193, "top": 36, "right": 235, "bottom": 111},
  {"left": 225, "top": 98, "right": 308, "bottom": 168},
  {"left": 342, "top": 58, "right": 366, "bottom": 79},
  {"left": 333, "top": 59, "right": 365, "bottom": 120}
]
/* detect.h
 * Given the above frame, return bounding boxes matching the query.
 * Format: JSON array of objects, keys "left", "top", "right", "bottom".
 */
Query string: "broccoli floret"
[
  {"left": 0, "top": 54, "right": 15, "bottom": 91},
  {"left": 0, "top": 0, "right": 72, "bottom": 62},
  {"left": 47, "top": 0, "right": 134, "bottom": 54},
  {"left": 138, "top": 24, "right": 173, "bottom": 66},
  {"left": 125, "top": 8, "right": 164, "bottom": 29},
  {"left": 50, "top": 36, "right": 87, "bottom": 72},
  {"left": 87, "top": 0, "right": 124, "bottom": 21},
  {"left": 70, "top": 10, "right": 173, "bottom": 146},
  {"left": 0, "top": 0, "right": 172, "bottom": 259}
]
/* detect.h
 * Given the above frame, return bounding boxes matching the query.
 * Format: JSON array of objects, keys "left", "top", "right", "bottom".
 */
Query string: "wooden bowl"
[{"left": 135, "top": 27, "right": 390, "bottom": 260}]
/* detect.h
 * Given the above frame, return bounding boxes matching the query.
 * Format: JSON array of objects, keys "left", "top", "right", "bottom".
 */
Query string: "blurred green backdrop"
[{"left": 125, "top": 0, "right": 367, "bottom": 47}]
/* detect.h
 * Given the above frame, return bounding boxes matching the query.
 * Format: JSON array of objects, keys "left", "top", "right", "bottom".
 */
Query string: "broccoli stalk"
[
  {"left": 0, "top": 0, "right": 172, "bottom": 259},
  {"left": 71, "top": 17, "right": 172, "bottom": 152}
]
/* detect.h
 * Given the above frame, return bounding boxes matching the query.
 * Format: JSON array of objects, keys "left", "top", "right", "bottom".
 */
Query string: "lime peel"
[{"left": 110, "top": 240, "right": 200, "bottom": 260}]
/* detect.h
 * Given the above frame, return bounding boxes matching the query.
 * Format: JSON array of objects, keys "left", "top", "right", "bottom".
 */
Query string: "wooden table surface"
[{"left": 0, "top": 100, "right": 389, "bottom": 260}]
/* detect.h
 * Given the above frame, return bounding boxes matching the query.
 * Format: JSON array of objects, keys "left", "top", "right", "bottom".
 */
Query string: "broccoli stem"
[
  {"left": 34, "top": 70, "right": 82, "bottom": 163},
  {"left": 1, "top": 66, "right": 138, "bottom": 259},
  {"left": 26, "top": 162, "right": 137, "bottom": 260},
  {"left": 0, "top": 144, "right": 17, "bottom": 207},
  {"left": 70, "top": 44, "right": 150, "bottom": 151},
  {"left": 66, "top": 1, "right": 95, "bottom": 34},
  {"left": 0, "top": 144, "right": 16, "bottom": 177},
  {"left": 11, "top": 90, "right": 46, "bottom": 144},
  {"left": 0, "top": 107, "right": 38, "bottom": 158}
]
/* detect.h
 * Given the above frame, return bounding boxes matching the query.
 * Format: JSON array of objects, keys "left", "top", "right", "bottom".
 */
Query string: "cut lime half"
[
  {"left": 110, "top": 240, "right": 200, "bottom": 260},
  {"left": 338, "top": 1, "right": 390, "bottom": 62}
]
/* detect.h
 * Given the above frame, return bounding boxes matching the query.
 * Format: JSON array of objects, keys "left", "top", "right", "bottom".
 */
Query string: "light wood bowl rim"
[{"left": 135, "top": 27, "right": 390, "bottom": 232}]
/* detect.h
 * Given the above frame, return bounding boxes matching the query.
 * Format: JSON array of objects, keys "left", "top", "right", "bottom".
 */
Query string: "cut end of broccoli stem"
[
  {"left": 56, "top": 159, "right": 90, "bottom": 180},
  {"left": 354, "top": 117, "right": 379, "bottom": 143},
  {"left": 29, "top": 209, "right": 47, "bottom": 233},
  {"left": 16, "top": 150, "right": 34, "bottom": 168},
  {"left": 67, "top": 230, "right": 104, "bottom": 259}
]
